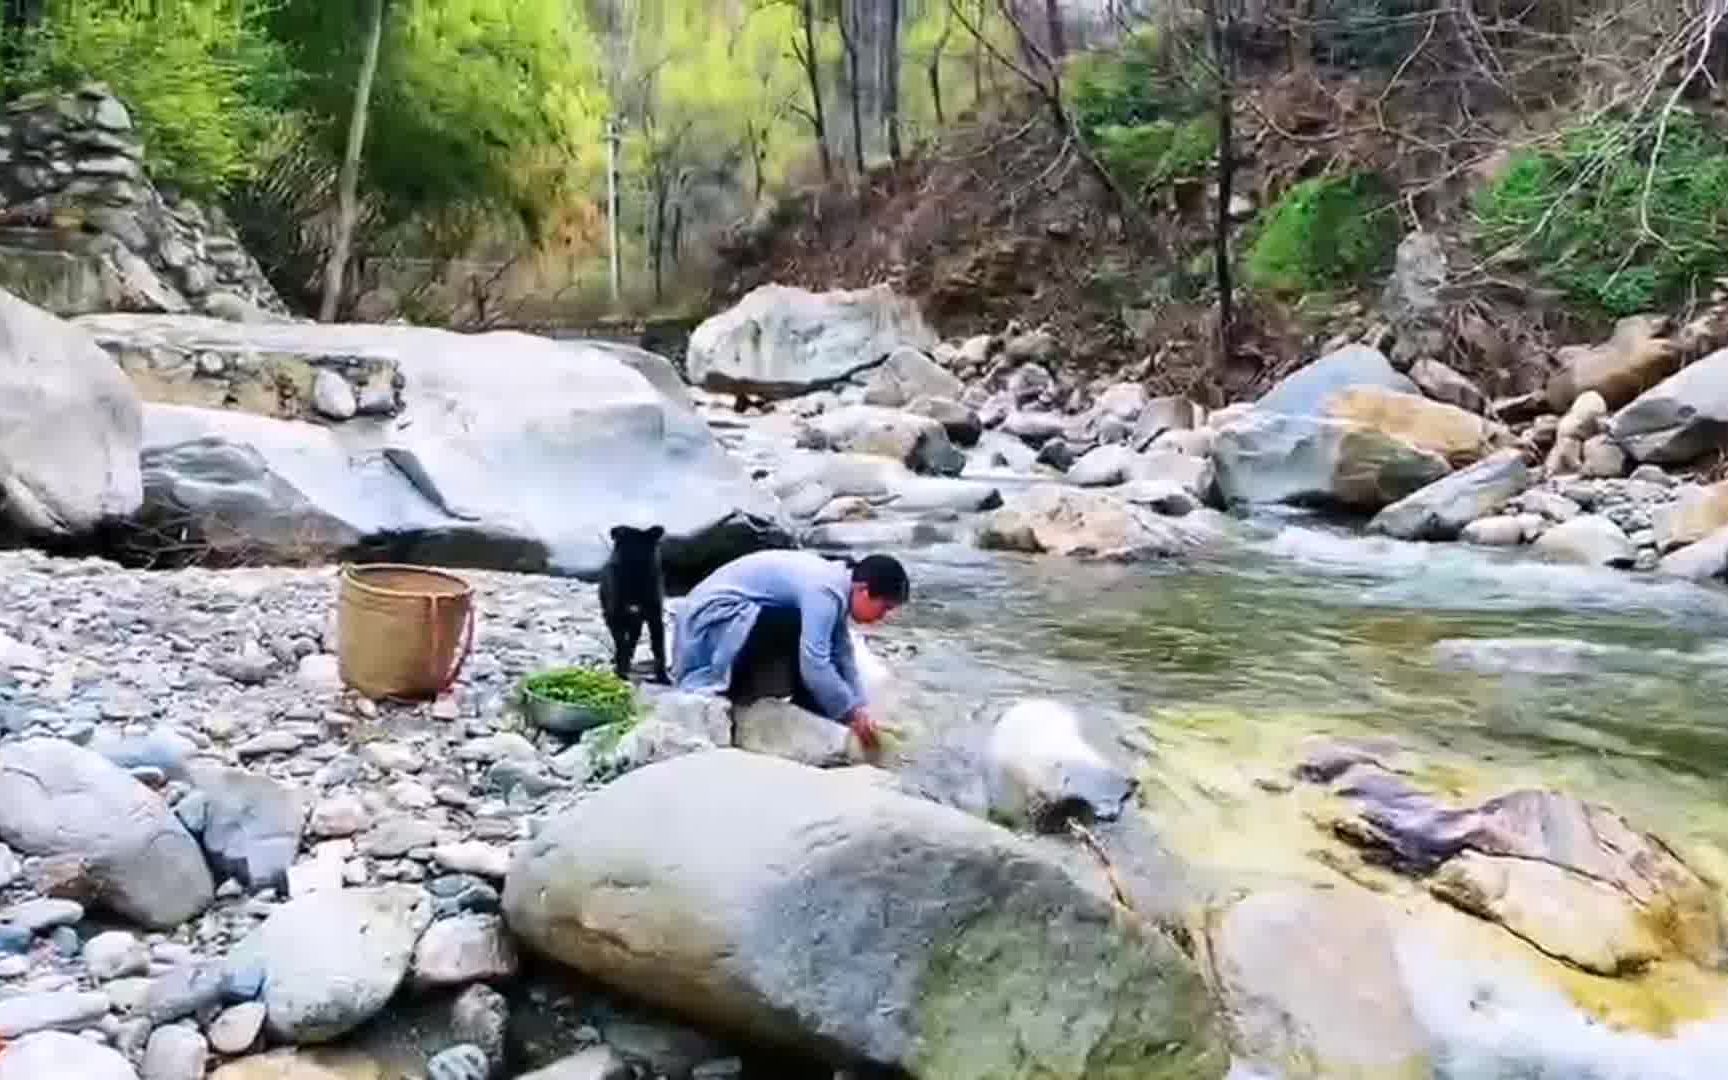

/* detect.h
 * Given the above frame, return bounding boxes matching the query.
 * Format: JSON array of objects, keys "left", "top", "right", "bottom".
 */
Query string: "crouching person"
[{"left": 672, "top": 550, "right": 908, "bottom": 751}]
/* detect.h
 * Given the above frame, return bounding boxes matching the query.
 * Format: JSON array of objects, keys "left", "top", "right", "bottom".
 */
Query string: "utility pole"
[{"left": 606, "top": 115, "right": 622, "bottom": 307}]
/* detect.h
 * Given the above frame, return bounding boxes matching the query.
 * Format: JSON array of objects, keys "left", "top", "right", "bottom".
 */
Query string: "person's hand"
[{"left": 846, "top": 707, "right": 880, "bottom": 752}]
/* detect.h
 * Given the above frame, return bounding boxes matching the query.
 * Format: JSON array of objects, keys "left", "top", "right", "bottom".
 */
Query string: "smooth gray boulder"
[
  {"left": 1066, "top": 444, "right": 1141, "bottom": 487},
  {"left": 186, "top": 764, "right": 306, "bottom": 894},
  {"left": 1610, "top": 347, "right": 1728, "bottom": 464},
  {"left": 984, "top": 700, "right": 1135, "bottom": 830},
  {"left": 80, "top": 316, "right": 790, "bottom": 582},
  {"left": 1368, "top": 450, "right": 1530, "bottom": 540},
  {"left": 503, "top": 750, "right": 1225, "bottom": 1079},
  {"left": 233, "top": 884, "right": 432, "bottom": 1044},
  {"left": 0, "top": 1031, "right": 137, "bottom": 1079},
  {"left": 687, "top": 284, "right": 936, "bottom": 399},
  {"left": 1531, "top": 514, "right": 1636, "bottom": 567},
  {"left": 1658, "top": 524, "right": 1728, "bottom": 582},
  {"left": 1213, "top": 412, "right": 1449, "bottom": 509},
  {"left": 0, "top": 738, "right": 212, "bottom": 928},
  {"left": 0, "top": 288, "right": 142, "bottom": 537},
  {"left": 862, "top": 346, "right": 963, "bottom": 408},
  {"left": 795, "top": 405, "right": 965, "bottom": 476},
  {"left": 1255, "top": 344, "right": 1416, "bottom": 417},
  {"left": 976, "top": 485, "right": 1226, "bottom": 560}
]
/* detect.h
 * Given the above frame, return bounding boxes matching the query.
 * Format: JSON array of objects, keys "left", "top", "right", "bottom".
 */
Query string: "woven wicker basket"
[{"left": 337, "top": 564, "right": 475, "bottom": 700}]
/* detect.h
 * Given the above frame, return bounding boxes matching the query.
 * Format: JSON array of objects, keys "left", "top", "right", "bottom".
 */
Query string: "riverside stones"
[
  {"left": 687, "top": 284, "right": 937, "bottom": 399},
  {"left": 976, "top": 485, "right": 1224, "bottom": 560},
  {"left": 1546, "top": 314, "right": 1678, "bottom": 412},
  {"left": 861, "top": 347, "right": 963, "bottom": 408},
  {"left": 1530, "top": 514, "right": 1636, "bottom": 567},
  {"left": 1368, "top": 450, "right": 1530, "bottom": 541},
  {"left": 1611, "top": 347, "right": 1728, "bottom": 464},
  {"left": 236, "top": 884, "right": 432, "bottom": 1044},
  {"left": 0, "top": 738, "right": 212, "bottom": 928},
  {"left": 187, "top": 764, "right": 306, "bottom": 893},
  {"left": 504, "top": 750, "right": 1226, "bottom": 1079},
  {"left": 1213, "top": 411, "right": 1450, "bottom": 509},
  {"left": 795, "top": 405, "right": 966, "bottom": 476},
  {"left": 410, "top": 913, "right": 519, "bottom": 989},
  {"left": 0, "top": 288, "right": 143, "bottom": 537},
  {"left": 984, "top": 700, "right": 1135, "bottom": 830},
  {"left": 0, "top": 1030, "right": 137, "bottom": 1079}
]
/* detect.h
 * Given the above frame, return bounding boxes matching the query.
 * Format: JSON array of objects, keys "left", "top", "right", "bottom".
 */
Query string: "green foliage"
[
  {"left": 524, "top": 666, "right": 640, "bottom": 728},
  {"left": 1475, "top": 113, "right": 1728, "bottom": 317},
  {"left": 1068, "top": 26, "right": 1206, "bottom": 137},
  {"left": 1095, "top": 115, "right": 1216, "bottom": 193},
  {"left": 16, "top": 0, "right": 294, "bottom": 194},
  {"left": 1246, "top": 173, "right": 1400, "bottom": 293},
  {"left": 1067, "top": 26, "right": 1213, "bottom": 201}
]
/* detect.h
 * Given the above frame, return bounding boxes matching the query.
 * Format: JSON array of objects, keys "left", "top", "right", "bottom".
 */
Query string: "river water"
[
  {"left": 866, "top": 517, "right": 1728, "bottom": 1078},
  {"left": 717, "top": 407, "right": 1728, "bottom": 1075}
]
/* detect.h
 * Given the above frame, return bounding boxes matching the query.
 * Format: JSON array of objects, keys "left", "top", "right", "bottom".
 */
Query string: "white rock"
[
  {"left": 985, "top": 699, "right": 1135, "bottom": 830},
  {"left": 83, "top": 932, "right": 150, "bottom": 982},
  {"left": 295, "top": 653, "right": 342, "bottom": 691},
  {"left": 141, "top": 1024, "right": 207, "bottom": 1080},
  {"left": 410, "top": 914, "right": 519, "bottom": 988},
  {"left": 311, "top": 370, "right": 358, "bottom": 421},
  {"left": 432, "top": 842, "right": 513, "bottom": 880},
  {"left": 206, "top": 1002, "right": 266, "bottom": 1055},
  {"left": 308, "top": 793, "right": 368, "bottom": 838},
  {"left": 0, "top": 1030, "right": 137, "bottom": 1079}
]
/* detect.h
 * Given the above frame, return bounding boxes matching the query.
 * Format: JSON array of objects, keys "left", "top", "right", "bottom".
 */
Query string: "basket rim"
[{"left": 340, "top": 562, "right": 474, "bottom": 601}]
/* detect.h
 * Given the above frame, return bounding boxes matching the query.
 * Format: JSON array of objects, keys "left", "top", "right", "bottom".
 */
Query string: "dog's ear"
[
  {"left": 645, "top": 525, "right": 665, "bottom": 542},
  {"left": 609, "top": 525, "right": 630, "bottom": 543}
]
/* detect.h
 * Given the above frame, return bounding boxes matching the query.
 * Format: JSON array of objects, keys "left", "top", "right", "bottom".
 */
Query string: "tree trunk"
[
  {"left": 929, "top": 11, "right": 952, "bottom": 126},
  {"left": 606, "top": 116, "right": 622, "bottom": 305},
  {"left": 320, "top": 0, "right": 386, "bottom": 324},
  {"left": 885, "top": 0, "right": 903, "bottom": 163},
  {"left": 840, "top": 1, "right": 867, "bottom": 174},
  {"left": 1043, "top": 0, "right": 1065, "bottom": 61},
  {"left": 798, "top": 0, "right": 833, "bottom": 181},
  {"left": 1204, "top": 0, "right": 1236, "bottom": 367}
]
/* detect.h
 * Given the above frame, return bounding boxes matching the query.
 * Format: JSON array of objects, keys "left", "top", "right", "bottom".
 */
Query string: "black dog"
[{"left": 598, "top": 524, "right": 669, "bottom": 683}]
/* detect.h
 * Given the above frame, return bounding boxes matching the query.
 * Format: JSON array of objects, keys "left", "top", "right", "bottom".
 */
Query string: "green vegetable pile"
[{"left": 522, "top": 667, "right": 638, "bottom": 727}]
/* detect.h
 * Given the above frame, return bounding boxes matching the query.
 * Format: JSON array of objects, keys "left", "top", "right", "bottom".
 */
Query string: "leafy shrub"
[
  {"left": 1095, "top": 114, "right": 1216, "bottom": 193},
  {"left": 1067, "top": 26, "right": 1214, "bottom": 199},
  {"left": 1475, "top": 112, "right": 1728, "bottom": 317},
  {"left": 523, "top": 667, "right": 639, "bottom": 727},
  {"left": 1246, "top": 173, "right": 1400, "bottom": 293},
  {"left": 17, "top": 0, "right": 294, "bottom": 194}
]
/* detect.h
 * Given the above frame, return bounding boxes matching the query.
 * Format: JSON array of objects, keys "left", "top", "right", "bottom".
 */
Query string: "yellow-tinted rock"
[
  {"left": 1656, "top": 481, "right": 1728, "bottom": 551},
  {"left": 1546, "top": 314, "right": 1678, "bottom": 411},
  {"left": 212, "top": 1049, "right": 388, "bottom": 1080},
  {"left": 1327, "top": 386, "right": 1500, "bottom": 467}
]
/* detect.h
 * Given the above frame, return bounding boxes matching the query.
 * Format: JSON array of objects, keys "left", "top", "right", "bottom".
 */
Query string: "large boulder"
[
  {"left": 1653, "top": 481, "right": 1728, "bottom": 551},
  {"left": 0, "top": 289, "right": 142, "bottom": 537},
  {"left": 1658, "top": 523, "right": 1728, "bottom": 581},
  {"left": 0, "top": 738, "right": 212, "bottom": 928},
  {"left": 862, "top": 347, "right": 963, "bottom": 408},
  {"left": 1367, "top": 450, "right": 1530, "bottom": 541},
  {"left": 1212, "top": 412, "right": 1450, "bottom": 509},
  {"left": 504, "top": 751, "right": 1226, "bottom": 1079},
  {"left": 1609, "top": 347, "right": 1728, "bottom": 465},
  {"left": 1324, "top": 387, "right": 1500, "bottom": 467},
  {"left": 984, "top": 700, "right": 1135, "bottom": 830},
  {"left": 1530, "top": 514, "right": 1635, "bottom": 567},
  {"left": 0, "top": 1031, "right": 139, "bottom": 1079},
  {"left": 686, "top": 284, "right": 936, "bottom": 399},
  {"left": 1208, "top": 888, "right": 1431, "bottom": 1078},
  {"left": 186, "top": 764, "right": 306, "bottom": 894},
  {"left": 79, "top": 317, "right": 789, "bottom": 583},
  {"left": 1254, "top": 344, "right": 1415, "bottom": 417},
  {"left": 232, "top": 884, "right": 432, "bottom": 1044},
  {"left": 1546, "top": 314, "right": 1677, "bottom": 412},
  {"left": 976, "top": 485, "right": 1225, "bottom": 560},
  {"left": 795, "top": 406, "right": 965, "bottom": 476}
]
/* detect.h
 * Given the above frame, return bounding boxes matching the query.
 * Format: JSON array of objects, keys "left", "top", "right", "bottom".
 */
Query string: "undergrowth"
[
  {"left": 1068, "top": 25, "right": 1215, "bottom": 198},
  {"left": 1246, "top": 173, "right": 1400, "bottom": 294},
  {"left": 1475, "top": 112, "right": 1728, "bottom": 318}
]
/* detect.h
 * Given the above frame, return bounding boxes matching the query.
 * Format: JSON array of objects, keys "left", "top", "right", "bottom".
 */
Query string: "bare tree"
[
  {"left": 838, "top": 0, "right": 868, "bottom": 173},
  {"left": 321, "top": 0, "right": 387, "bottom": 323},
  {"left": 1203, "top": 0, "right": 1236, "bottom": 366},
  {"left": 886, "top": 0, "right": 904, "bottom": 162},
  {"left": 929, "top": 3, "right": 955, "bottom": 125},
  {"left": 788, "top": 0, "right": 834, "bottom": 180}
]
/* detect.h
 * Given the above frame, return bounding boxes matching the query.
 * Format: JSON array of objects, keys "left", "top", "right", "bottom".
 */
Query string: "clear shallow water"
[{"left": 864, "top": 516, "right": 1728, "bottom": 1077}]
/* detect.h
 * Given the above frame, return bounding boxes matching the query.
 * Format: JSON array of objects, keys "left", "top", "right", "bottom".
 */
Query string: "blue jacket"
[{"left": 672, "top": 550, "right": 865, "bottom": 720}]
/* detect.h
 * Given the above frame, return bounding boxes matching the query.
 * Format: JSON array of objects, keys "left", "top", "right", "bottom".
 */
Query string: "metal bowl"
[{"left": 519, "top": 685, "right": 613, "bottom": 736}]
